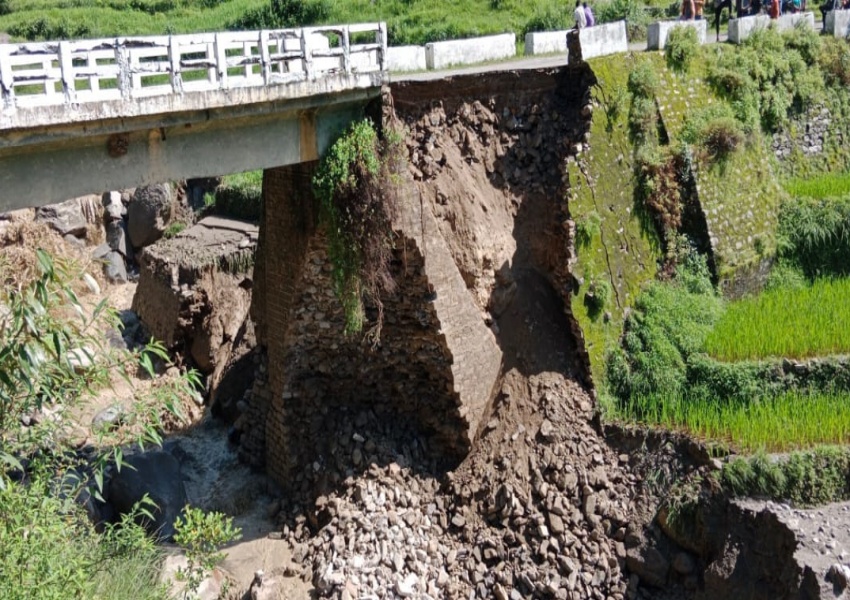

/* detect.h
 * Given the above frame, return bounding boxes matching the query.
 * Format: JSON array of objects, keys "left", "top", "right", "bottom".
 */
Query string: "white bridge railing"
[{"left": 0, "top": 22, "right": 387, "bottom": 111}]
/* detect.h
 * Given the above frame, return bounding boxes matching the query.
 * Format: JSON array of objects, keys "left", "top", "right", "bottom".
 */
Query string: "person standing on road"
[
  {"left": 574, "top": 0, "right": 588, "bottom": 28},
  {"left": 681, "top": 0, "right": 696, "bottom": 19},
  {"left": 714, "top": 0, "right": 732, "bottom": 41}
]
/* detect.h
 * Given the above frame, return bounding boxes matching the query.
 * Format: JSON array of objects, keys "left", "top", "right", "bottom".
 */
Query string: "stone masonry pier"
[{"left": 240, "top": 161, "right": 503, "bottom": 483}]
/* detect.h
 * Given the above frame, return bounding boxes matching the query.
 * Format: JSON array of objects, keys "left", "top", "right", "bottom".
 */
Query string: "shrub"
[
  {"left": 231, "top": 0, "right": 331, "bottom": 30},
  {"left": 584, "top": 276, "right": 611, "bottom": 317},
  {"left": 777, "top": 195, "right": 850, "bottom": 279},
  {"left": 627, "top": 61, "right": 660, "bottom": 99},
  {"left": 722, "top": 447, "right": 850, "bottom": 506},
  {"left": 174, "top": 507, "right": 241, "bottom": 599},
  {"left": 0, "top": 0, "right": 10, "bottom": 16},
  {"left": 575, "top": 211, "right": 601, "bottom": 250},
  {"left": 701, "top": 117, "right": 744, "bottom": 160},
  {"left": 664, "top": 25, "right": 699, "bottom": 73},
  {"left": 707, "top": 27, "right": 824, "bottom": 132},
  {"left": 596, "top": 0, "right": 651, "bottom": 40},
  {"left": 819, "top": 37, "right": 850, "bottom": 87},
  {"left": 522, "top": 2, "right": 570, "bottom": 37}
]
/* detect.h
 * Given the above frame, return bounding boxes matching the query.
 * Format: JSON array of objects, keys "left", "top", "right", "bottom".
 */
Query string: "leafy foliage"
[
  {"left": 174, "top": 506, "right": 241, "bottom": 599},
  {"left": 595, "top": 0, "right": 652, "bottom": 40},
  {"left": 231, "top": 0, "right": 330, "bottom": 30},
  {"left": 0, "top": 250, "right": 200, "bottom": 599},
  {"left": 664, "top": 24, "right": 698, "bottom": 73},
  {"left": 313, "top": 120, "right": 403, "bottom": 340},
  {"left": 707, "top": 27, "right": 824, "bottom": 132},
  {"left": 575, "top": 211, "right": 601, "bottom": 250}
]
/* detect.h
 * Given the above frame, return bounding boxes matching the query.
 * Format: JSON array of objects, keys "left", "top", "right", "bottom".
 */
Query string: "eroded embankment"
[{"left": 243, "top": 66, "right": 713, "bottom": 600}]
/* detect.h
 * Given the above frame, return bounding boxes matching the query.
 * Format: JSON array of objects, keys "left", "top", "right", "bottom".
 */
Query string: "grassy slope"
[
  {"left": 568, "top": 53, "right": 661, "bottom": 381},
  {"left": 0, "top": 0, "right": 571, "bottom": 42}
]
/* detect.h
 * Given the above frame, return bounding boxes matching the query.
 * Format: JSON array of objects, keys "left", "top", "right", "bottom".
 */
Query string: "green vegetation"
[
  {"left": 164, "top": 221, "right": 187, "bottom": 238},
  {"left": 173, "top": 507, "right": 241, "bottom": 599},
  {"left": 703, "top": 278, "right": 850, "bottom": 361},
  {"left": 208, "top": 169, "right": 263, "bottom": 221},
  {"left": 708, "top": 27, "right": 823, "bottom": 132},
  {"left": 615, "top": 391, "right": 850, "bottom": 452},
  {"left": 664, "top": 25, "right": 698, "bottom": 73},
  {"left": 313, "top": 119, "right": 402, "bottom": 339},
  {"left": 0, "top": 250, "right": 201, "bottom": 599},
  {"left": 784, "top": 172, "right": 850, "bottom": 199},
  {"left": 0, "top": 479, "right": 169, "bottom": 600},
  {"left": 776, "top": 195, "right": 850, "bottom": 279},
  {"left": 606, "top": 249, "right": 722, "bottom": 401},
  {"left": 0, "top": 0, "right": 664, "bottom": 44},
  {"left": 721, "top": 447, "right": 850, "bottom": 506},
  {"left": 0, "top": 249, "right": 246, "bottom": 599}
]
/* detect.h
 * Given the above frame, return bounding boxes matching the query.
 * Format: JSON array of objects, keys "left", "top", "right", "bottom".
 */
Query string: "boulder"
[
  {"left": 128, "top": 184, "right": 173, "bottom": 248},
  {"left": 92, "top": 404, "right": 126, "bottom": 432},
  {"left": 36, "top": 198, "right": 89, "bottom": 237},
  {"left": 106, "top": 220, "right": 132, "bottom": 260},
  {"left": 108, "top": 450, "right": 187, "bottom": 541},
  {"left": 103, "top": 250, "right": 128, "bottom": 283},
  {"left": 102, "top": 191, "right": 125, "bottom": 222}
]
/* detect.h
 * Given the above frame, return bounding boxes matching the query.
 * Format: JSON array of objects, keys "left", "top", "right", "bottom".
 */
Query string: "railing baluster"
[
  {"left": 260, "top": 30, "right": 271, "bottom": 84},
  {"left": 115, "top": 40, "right": 131, "bottom": 100},
  {"left": 214, "top": 33, "right": 228, "bottom": 89},
  {"left": 342, "top": 26, "right": 351, "bottom": 74},
  {"left": 377, "top": 22, "right": 388, "bottom": 72},
  {"left": 86, "top": 50, "right": 100, "bottom": 94},
  {"left": 300, "top": 28, "right": 313, "bottom": 80},
  {"left": 0, "top": 46, "right": 16, "bottom": 111},
  {"left": 58, "top": 41, "right": 75, "bottom": 104},
  {"left": 169, "top": 35, "right": 183, "bottom": 94}
]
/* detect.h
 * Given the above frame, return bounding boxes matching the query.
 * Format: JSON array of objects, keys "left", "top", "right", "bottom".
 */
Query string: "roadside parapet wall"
[
  {"left": 387, "top": 45, "right": 427, "bottom": 72},
  {"left": 729, "top": 12, "right": 815, "bottom": 44},
  {"left": 424, "top": 33, "right": 516, "bottom": 70},
  {"left": 827, "top": 9, "right": 850, "bottom": 37},
  {"left": 647, "top": 19, "right": 707, "bottom": 50},
  {"left": 524, "top": 30, "right": 569, "bottom": 55},
  {"left": 577, "top": 21, "right": 629, "bottom": 61}
]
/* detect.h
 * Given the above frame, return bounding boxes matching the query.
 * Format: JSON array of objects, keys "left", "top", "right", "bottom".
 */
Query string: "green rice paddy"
[
  {"left": 614, "top": 391, "right": 850, "bottom": 452},
  {"left": 703, "top": 277, "right": 850, "bottom": 361}
]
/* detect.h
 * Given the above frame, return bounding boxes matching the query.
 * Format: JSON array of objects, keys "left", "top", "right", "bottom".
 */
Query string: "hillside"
[{"left": 0, "top": 0, "right": 665, "bottom": 44}]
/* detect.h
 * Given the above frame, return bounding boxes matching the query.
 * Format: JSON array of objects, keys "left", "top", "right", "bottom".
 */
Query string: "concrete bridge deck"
[{"left": 0, "top": 24, "right": 388, "bottom": 211}]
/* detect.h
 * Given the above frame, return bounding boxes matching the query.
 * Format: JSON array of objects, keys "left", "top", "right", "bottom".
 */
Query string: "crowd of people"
[{"left": 572, "top": 0, "right": 849, "bottom": 39}]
